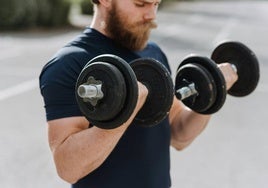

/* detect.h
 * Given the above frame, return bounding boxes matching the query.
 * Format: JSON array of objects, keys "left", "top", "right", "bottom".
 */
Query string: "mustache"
[
  {"left": 146, "top": 21, "right": 158, "bottom": 29},
  {"left": 138, "top": 20, "right": 158, "bottom": 29}
]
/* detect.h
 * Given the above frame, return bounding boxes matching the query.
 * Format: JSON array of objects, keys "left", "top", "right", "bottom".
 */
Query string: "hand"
[
  {"left": 136, "top": 81, "right": 149, "bottom": 108},
  {"left": 218, "top": 63, "right": 238, "bottom": 90}
]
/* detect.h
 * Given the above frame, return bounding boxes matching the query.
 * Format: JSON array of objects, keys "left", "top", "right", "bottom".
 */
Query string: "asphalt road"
[{"left": 0, "top": 1, "right": 267, "bottom": 188}]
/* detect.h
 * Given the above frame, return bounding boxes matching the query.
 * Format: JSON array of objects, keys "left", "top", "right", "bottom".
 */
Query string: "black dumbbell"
[
  {"left": 76, "top": 54, "right": 174, "bottom": 129},
  {"left": 175, "top": 41, "right": 260, "bottom": 114}
]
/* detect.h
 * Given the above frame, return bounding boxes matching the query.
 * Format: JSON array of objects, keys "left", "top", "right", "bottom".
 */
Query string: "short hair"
[{"left": 92, "top": 0, "right": 100, "bottom": 4}]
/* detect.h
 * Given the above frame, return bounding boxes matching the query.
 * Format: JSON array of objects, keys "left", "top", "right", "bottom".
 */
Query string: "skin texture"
[{"left": 46, "top": 0, "right": 238, "bottom": 184}]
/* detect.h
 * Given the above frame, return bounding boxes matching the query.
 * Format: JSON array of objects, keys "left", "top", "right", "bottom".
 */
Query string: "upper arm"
[
  {"left": 47, "top": 116, "right": 89, "bottom": 152},
  {"left": 169, "top": 96, "right": 184, "bottom": 128},
  {"left": 168, "top": 96, "right": 211, "bottom": 150},
  {"left": 168, "top": 97, "right": 193, "bottom": 149}
]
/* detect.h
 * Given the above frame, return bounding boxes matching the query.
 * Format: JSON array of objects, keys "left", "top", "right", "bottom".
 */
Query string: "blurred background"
[
  {"left": 0, "top": 0, "right": 267, "bottom": 187},
  {"left": 0, "top": 0, "right": 181, "bottom": 30}
]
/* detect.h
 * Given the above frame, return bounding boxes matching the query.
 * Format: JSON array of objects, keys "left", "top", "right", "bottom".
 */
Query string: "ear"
[{"left": 98, "top": 0, "right": 112, "bottom": 8}]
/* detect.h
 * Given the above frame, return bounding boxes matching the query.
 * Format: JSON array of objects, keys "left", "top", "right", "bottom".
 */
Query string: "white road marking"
[
  {"left": 0, "top": 79, "right": 38, "bottom": 101},
  {"left": 0, "top": 49, "right": 22, "bottom": 62}
]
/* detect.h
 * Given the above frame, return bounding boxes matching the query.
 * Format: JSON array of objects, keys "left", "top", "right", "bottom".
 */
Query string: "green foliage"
[
  {"left": 0, "top": 0, "right": 182, "bottom": 30},
  {"left": 0, "top": 0, "right": 37, "bottom": 29},
  {"left": 80, "top": 0, "right": 94, "bottom": 15},
  {"left": 36, "top": 0, "right": 71, "bottom": 27},
  {"left": 0, "top": 0, "right": 72, "bottom": 30},
  {"left": 159, "top": 0, "right": 181, "bottom": 9}
]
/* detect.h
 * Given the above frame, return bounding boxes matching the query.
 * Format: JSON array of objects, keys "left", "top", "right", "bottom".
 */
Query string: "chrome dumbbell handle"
[
  {"left": 176, "top": 64, "right": 237, "bottom": 101},
  {"left": 77, "top": 76, "right": 104, "bottom": 106},
  {"left": 231, "top": 64, "right": 237, "bottom": 73},
  {"left": 176, "top": 83, "right": 198, "bottom": 100},
  {"left": 77, "top": 84, "right": 104, "bottom": 99}
]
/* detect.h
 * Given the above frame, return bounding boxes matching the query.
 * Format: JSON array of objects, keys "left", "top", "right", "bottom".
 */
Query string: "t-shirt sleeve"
[
  {"left": 39, "top": 52, "right": 85, "bottom": 121},
  {"left": 40, "top": 81, "right": 82, "bottom": 121}
]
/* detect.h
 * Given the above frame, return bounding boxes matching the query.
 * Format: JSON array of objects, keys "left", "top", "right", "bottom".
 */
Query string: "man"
[{"left": 39, "top": 0, "right": 238, "bottom": 187}]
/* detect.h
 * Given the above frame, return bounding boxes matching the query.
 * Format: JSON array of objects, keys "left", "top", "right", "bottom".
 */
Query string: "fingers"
[
  {"left": 136, "top": 81, "right": 149, "bottom": 107},
  {"left": 218, "top": 63, "right": 238, "bottom": 90}
]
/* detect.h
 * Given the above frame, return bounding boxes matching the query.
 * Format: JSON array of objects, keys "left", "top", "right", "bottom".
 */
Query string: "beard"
[{"left": 105, "top": 3, "right": 157, "bottom": 51}]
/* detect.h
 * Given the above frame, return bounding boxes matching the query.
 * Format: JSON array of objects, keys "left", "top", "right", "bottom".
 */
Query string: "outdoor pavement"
[{"left": 0, "top": 1, "right": 268, "bottom": 188}]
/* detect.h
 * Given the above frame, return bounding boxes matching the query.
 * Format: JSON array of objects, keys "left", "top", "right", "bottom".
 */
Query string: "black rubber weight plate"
[
  {"left": 178, "top": 55, "right": 227, "bottom": 114},
  {"left": 76, "top": 54, "right": 138, "bottom": 129},
  {"left": 175, "top": 63, "right": 217, "bottom": 113},
  {"left": 130, "top": 58, "right": 174, "bottom": 127},
  {"left": 211, "top": 41, "right": 260, "bottom": 96},
  {"left": 76, "top": 62, "right": 127, "bottom": 122}
]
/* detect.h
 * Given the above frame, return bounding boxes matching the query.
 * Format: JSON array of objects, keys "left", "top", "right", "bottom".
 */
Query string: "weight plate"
[
  {"left": 211, "top": 41, "right": 260, "bottom": 96},
  {"left": 175, "top": 63, "right": 217, "bottom": 113},
  {"left": 178, "top": 55, "right": 227, "bottom": 114},
  {"left": 76, "top": 54, "right": 138, "bottom": 129},
  {"left": 130, "top": 58, "right": 174, "bottom": 127},
  {"left": 76, "top": 62, "right": 126, "bottom": 121}
]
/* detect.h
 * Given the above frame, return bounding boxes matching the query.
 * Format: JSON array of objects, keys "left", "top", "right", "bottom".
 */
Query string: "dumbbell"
[
  {"left": 175, "top": 41, "right": 260, "bottom": 114},
  {"left": 76, "top": 54, "right": 174, "bottom": 129}
]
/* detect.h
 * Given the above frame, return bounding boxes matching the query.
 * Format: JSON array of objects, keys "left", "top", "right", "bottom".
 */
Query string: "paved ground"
[{"left": 0, "top": 1, "right": 267, "bottom": 187}]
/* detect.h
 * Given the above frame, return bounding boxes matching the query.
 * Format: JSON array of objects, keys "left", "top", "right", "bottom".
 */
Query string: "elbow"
[
  {"left": 52, "top": 147, "right": 99, "bottom": 184},
  {"left": 53, "top": 149, "right": 82, "bottom": 184},
  {"left": 171, "top": 141, "right": 189, "bottom": 151},
  {"left": 171, "top": 136, "right": 193, "bottom": 151},
  {"left": 54, "top": 159, "right": 80, "bottom": 184},
  {"left": 173, "top": 144, "right": 186, "bottom": 151},
  {"left": 56, "top": 165, "right": 80, "bottom": 184}
]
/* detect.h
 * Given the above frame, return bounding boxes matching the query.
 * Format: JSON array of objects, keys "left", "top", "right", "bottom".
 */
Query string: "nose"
[{"left": 143, "top": 5, "right": 157, "bottom": 21}]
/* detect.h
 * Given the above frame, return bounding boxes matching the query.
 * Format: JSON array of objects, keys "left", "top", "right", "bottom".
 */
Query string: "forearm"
[
  {"left": 169, "top": 62, "right": 238, "bottom": 150},
  {"left": 172, "top": 108, "right": 211, "bottom": 148},
  {"left": 49, "top": 82, "right": 148, "bottom": 183},
  {"left": 53, "top": 124, "right": 128, "bottom": 184},
  {"left": 169, "top": 99, "right": 211, "bottom": 150}
]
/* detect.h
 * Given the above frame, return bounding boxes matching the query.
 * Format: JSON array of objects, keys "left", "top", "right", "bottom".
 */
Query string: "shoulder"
[
  {"left": 146, "top": 41, "right": 164, "bottom": 54},
  {"left": 38, "top": 45, "right": 93, "bottom": 120},
  {"left": 40, "top": 28, "right": 115, "bottom": 84},
  {"left": 40, "top": 46, "right": 92, "bottom": 85},
  {"left": 141, "top": 42, "right": 171, "bottom": 73}
]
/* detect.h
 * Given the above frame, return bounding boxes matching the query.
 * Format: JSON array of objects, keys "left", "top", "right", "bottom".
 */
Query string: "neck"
[{"left": 90, "top": 6, "right": 110, "bottom": 37}]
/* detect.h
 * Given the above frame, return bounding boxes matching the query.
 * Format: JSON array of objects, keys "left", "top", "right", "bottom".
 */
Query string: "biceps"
[
  {"left": 169, "top": 97, "right": 184, "bottom": 126},
  {"left": 47, "top": 117, "right": 89, "bottom": 152}
]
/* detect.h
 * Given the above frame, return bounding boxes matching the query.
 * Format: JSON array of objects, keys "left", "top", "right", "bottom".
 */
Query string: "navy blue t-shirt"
[{"left": 40, "top": 28, "right": 172, "bottom": 188}]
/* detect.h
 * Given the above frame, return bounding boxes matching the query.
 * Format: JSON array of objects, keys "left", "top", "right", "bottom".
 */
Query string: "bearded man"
[{"left": 39, "top": 0, "right": 237, "bottom": 187}]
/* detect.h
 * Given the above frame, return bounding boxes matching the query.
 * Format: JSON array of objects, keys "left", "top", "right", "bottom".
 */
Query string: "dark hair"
[{"left": 92, "top": 0, "right": 100, "bottom": 4}]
